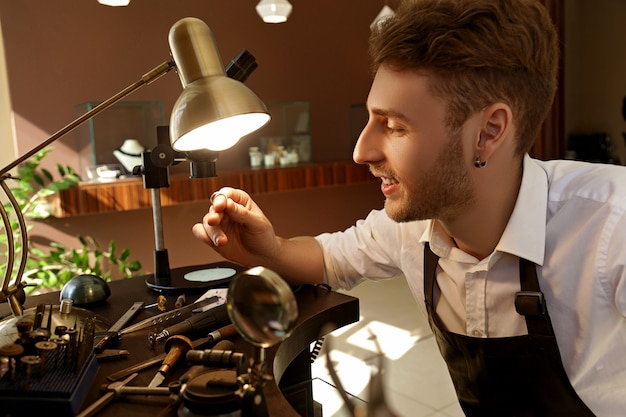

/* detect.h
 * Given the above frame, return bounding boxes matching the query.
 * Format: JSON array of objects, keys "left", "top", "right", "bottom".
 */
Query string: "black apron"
[{"left": 423, "top": 243, "right": 595, "bottom": 416}]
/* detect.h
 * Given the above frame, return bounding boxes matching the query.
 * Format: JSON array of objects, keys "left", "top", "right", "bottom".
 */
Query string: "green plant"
[{"left": 0, "top": 148, "right": 142, "bottom": 293}]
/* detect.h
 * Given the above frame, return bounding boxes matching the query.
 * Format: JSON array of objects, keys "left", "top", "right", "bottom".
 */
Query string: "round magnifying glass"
[{"left": 226, "top": 266, "right": 298, "bottom": 349}]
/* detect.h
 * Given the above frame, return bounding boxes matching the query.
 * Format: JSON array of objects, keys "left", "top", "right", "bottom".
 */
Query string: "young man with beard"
[{"left": 192, "top": 0, "right": 626, "bottom": 415}]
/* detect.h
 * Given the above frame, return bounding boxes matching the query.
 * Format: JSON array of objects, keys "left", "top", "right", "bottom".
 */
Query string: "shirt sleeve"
[{"left": 314, "top": 209, "right": 404, "bottom": 290}]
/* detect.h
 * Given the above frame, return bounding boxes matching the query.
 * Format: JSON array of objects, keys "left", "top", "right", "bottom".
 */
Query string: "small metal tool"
[
  {"left": 75, "top": 372, "right": 138, "bottom": 417},
  {"left": 78, "top": 317, "right": 96, "bottom": 371},
  {"left": 175, "top": 294, "right": 186, "bottom": 309},
  {"left": 106, "top": 324, "right": 237, "bottom": 382},
  {"left": 118, "top": 296, "right": 217, "bottom": 336},
  {"left": 144, "top": 295, "right": 168, "bottom": 311},
  {"left": 148, "top": 335, "right": 194, "bottom": 388},
  {"left": 94, "top": 301, "right": 144, "bottom": 353},
  {"left": 96, "top": 349, "right": 130, "bottom": 360},
  {"left": 149, "top": 303, "right": 230, "bottom": 345},
  {"left": 34, "top": 340, "right": 57, "bottom": 372}
]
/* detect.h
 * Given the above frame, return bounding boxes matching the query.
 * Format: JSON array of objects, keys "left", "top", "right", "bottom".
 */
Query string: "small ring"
[{"left": 210, "top": 192, "right": 227, "bottom": 206}]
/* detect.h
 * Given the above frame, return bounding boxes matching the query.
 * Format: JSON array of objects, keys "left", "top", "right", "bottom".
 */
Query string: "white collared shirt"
[{"left": 315, "top": 155, "right": 626, "bottom": 416}]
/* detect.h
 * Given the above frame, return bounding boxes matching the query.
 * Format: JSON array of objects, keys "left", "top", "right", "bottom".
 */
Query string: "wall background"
[
  {"left": 0, "top": 0, "right": 383, "bottom": 173},
  {"left": 564, "top": 0, "right": 626, "bottom": 163},
  {"left": 0, "top": 0, "right": 386, "bottom": 278}
]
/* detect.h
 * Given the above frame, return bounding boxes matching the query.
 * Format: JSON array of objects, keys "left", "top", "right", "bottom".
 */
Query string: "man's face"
[{"left": 354, "top": 66, "right": 476, "bottom": 223}]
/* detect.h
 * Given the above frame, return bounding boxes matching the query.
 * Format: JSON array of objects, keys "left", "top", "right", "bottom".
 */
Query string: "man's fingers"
[
  {"left": 191, "top": 223, "right": 212, "bottom": 245},
  {"left": 209, "top": 192, "right": 228, "bottom": 208},
  {"left": 194, "top": 187, "right": 257, "bottom": 249},
  {"left": 211, "top": 187, "right": 254, "bottom": 209},
  {"left": 192, "top": 219, "right": 227, "bottom": 247}
]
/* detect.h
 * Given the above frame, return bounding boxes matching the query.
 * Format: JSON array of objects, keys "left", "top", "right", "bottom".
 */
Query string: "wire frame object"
[{"left": 0, "top": 174, "right": 29, "bottom": 317}]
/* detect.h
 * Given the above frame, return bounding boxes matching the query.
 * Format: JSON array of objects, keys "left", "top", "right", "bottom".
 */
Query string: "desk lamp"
[
  {"left": 141, "top": 47, "right": 263, "bottom": 293},
  {"left": 0, "top": 17, "right": 270, "bottom": 319}
]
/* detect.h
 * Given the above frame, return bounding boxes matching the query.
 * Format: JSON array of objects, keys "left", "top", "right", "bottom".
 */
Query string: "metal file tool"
[{"left": 93, "top": 301, "right": 144, "bottom": 353}]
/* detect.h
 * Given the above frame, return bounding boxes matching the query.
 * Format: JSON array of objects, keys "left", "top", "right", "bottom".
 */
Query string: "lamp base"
[{"left": 145, "top": 261, "right": 245, "bottom": 293}]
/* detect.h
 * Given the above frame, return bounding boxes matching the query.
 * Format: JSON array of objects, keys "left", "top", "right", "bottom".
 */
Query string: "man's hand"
[
  {"left": 193, "top": 186, "right": 326, "bottom": 286},
  {"left": 192, "top": 187, "right": 280, "bottom": 267}
]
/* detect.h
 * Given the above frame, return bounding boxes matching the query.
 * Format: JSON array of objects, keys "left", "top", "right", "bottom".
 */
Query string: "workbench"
[{"left": 2, "top": 269, "right": 360, "bottom": 417}]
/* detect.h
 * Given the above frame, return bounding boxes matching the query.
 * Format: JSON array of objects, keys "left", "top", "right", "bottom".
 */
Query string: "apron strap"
[
  {"left": 516, "top": 258, "right": 555, "bottom": 336},
  {"left": 424, "top": 242, "right": 439, "bottom": 309},
  {"left": 424, "top": 243, "right": 555, "bottom": 336}
]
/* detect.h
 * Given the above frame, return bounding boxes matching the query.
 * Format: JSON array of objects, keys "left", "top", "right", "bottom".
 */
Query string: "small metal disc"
[
  {"left": 35, "top": 341, "right": 58, "bottom": 351},
  {"left": 20, "top": 355, "right": 41, "bottom": 365},
  {"left": 0, "top": 343, "right": 24, "bottom": 357}
]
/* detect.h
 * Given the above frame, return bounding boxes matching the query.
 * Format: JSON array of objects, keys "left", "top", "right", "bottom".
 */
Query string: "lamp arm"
[
  {"left": 0, "top": 60, "right": 176, "bottom": 177},
  {"left": 0, "top": 59, "right": 176, "bottom": 318}
]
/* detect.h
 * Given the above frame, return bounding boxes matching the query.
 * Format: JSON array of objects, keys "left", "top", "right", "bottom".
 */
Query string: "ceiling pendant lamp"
[
  {"left": 98, "top": 0, "right": 131, "bottom": 6},
  {"left": 256, "top": 0, "right": 293, "bottom": 24}
]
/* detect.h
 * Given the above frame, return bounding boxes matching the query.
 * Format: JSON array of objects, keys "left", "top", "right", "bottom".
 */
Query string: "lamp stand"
[{"left": 140, "top": 127, "right": 242, "bottom": 293}]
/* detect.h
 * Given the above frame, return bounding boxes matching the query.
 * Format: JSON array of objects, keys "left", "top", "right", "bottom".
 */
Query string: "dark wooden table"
[{"left": 3, "top": 271, "right": 359, "bottom": 417}]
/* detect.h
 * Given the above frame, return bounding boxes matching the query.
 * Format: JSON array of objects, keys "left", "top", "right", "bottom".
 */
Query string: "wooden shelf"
[{"left": 48, "top": 161, "right": 376, "bottom": 217}]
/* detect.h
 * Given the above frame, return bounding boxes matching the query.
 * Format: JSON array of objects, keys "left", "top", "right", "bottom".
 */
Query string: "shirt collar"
[
  {"left": 420, "top": 154, "right": 547, "bottom": 265},
  {"left": 495, "top": 154, "right": 546, "bottom": 265}
]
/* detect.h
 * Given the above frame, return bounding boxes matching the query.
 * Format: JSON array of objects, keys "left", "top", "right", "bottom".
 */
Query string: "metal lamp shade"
[
  {"left": 168, "top": 17, "right": 270, "bottom": 152},
  {"left": 170, "top": 76, "right": 270, "bottom": 151}
]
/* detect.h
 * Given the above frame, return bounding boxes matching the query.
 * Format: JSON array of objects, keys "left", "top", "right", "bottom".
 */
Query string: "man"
[{"left": 192, "top": 0, "right": 626, "bottom": 415}]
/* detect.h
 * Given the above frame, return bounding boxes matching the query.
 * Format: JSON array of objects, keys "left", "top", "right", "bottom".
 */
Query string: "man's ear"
[{"left": 476, "top": 103, "right": 512, "bottom": 159}]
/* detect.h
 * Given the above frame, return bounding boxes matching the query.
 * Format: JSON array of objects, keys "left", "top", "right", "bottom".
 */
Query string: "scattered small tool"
[
  {"left": 35, "top": 340, "right": 57, "bottom": 372},
  {"left": 149, "top": 303, "right": 230, "bottom": 345},
  {"left": 119, "top": 296, "right": 217, "bottom": 336},
  {"left": 106, "top": 323, "right": 237, "bottom": 382},
  {"left": 94, "top": 301, "right": 144, "bottom": 353},
  {"left": 96, "top": 349, "right": 130, "bottom": 361},
  {"left": 144, "top": 295, "right": 168, "bottom": 311},
  {"left": 175, "top": 294, "right": 186, "bottom": 309},
  {"left": 0, "top": 343, "right": 24, "bottom": 381},
  {"left": 147, "top": 335, "right": 194, "bottom": 388},
  {"left": 75, "top": 372, "right": 138, "bottom": 417},
  {"left": 77, "top": 317, "right": 96, "bottom": 371}
]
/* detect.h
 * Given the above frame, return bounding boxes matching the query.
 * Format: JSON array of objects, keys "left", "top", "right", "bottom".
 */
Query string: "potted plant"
[{"left": 0, "top": 148, "right": 142, "bottom": 294}]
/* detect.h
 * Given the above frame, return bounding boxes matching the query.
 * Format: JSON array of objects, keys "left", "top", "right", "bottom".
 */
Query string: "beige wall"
[
  {"left": 0, "top": 0, "right": 381, "bottom": 172},
  {"left": 0, "top": 1, "right": 386, "bottom": 278}
]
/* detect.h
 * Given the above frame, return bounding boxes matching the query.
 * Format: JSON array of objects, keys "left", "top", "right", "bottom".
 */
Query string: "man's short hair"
[{"left": 369, "top": 0, "right": 559, "bottom": 156}]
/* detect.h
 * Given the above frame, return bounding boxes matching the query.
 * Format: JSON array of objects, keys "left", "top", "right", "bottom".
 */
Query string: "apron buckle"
[{"left": 514, "top": 291, "right": 546, "bottom": 317}]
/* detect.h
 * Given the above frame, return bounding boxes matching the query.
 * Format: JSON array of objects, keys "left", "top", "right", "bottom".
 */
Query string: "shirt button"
[{"left": 471, "top": 329, "right": 483, "bottom": 337}]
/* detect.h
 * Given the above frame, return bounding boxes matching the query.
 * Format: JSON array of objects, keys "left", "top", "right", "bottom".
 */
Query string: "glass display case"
[
  {"left": 73, "top": 101, "right": 164, "bottom": 178},
  {"left": 254, "top": 101, "right": 311, "bottom": 167}
]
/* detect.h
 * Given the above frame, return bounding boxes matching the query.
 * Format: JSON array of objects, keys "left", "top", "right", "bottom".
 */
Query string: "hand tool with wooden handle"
[
  {"left": 106, "top": 323, "right": 237, "bottom": 382},
  {"left": 147, "top": 334, "right": 194, "bottom": 388}
]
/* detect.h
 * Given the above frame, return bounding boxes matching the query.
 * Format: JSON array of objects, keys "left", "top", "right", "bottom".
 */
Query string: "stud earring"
[{"left": 474, "top": 157, "right": 487, "bottom": 168}]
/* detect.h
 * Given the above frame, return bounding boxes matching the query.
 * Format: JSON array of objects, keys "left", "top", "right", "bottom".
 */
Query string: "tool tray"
[{"left": 0, "top": 350, "right": 98, "bottom": 416}]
